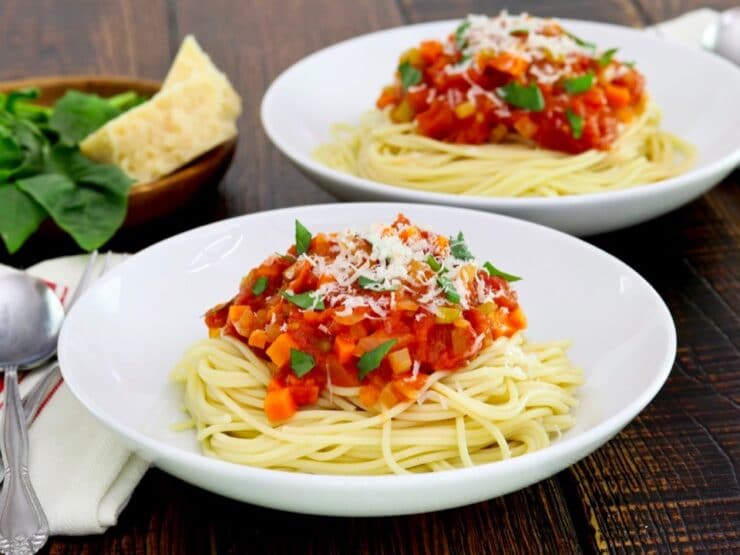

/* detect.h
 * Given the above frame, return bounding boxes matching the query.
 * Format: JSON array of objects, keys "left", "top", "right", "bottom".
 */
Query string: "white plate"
[
  {"left": 58, "top": 203, "right": 675, "bottom": 516},
  {"left": 261, "top": 19, "right": 740, "bottom": 236}
]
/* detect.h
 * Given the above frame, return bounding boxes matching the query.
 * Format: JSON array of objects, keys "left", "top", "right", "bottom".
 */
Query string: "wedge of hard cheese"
[{"left": 80, "top": 36, "right": 241, "bottom": 184}]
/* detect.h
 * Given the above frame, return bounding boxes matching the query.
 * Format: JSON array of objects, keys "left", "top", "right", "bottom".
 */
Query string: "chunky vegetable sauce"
[
  {"left": 376, "top": 13, "right": 646, "bottom": 153},
  {"left": 205, "top": 215, "right": 526, "bottom": 421}
]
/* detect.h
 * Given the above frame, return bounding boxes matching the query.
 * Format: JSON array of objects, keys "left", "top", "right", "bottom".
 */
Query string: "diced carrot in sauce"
[
  {"left": 228, "top": 305, "right": 248, "bottom": 322},
  {"left": 604, "top": 84, "right": 631, "bottom": 108},
  {"left": 248, "top": 329, "right": 268, "bottom": 349},
  {"left": 264, "top": 389, "right": 297, "bottom": 421},
  {"left": 359, "top": 384, "right": 381, "bottom": 408},
  {"left": 333, "top": 336, "right": 356, "bottom": 364},
  {"left": 265, "top": 333, "right": 297, "bottom": 368}
]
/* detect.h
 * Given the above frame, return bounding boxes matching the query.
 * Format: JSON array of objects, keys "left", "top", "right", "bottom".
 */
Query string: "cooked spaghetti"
[
  {"left": 313, "top": 12, "right": 695, "bottom": 197},
  {"left": 172, "top": 215, "right": 583, "bottom": 474}
]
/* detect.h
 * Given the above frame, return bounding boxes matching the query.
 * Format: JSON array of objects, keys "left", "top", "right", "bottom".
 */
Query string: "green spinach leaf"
[
  {"left": 17, "top": 173, "right": 127, "bottom": 251},
  {"left": 0, "top": 185, "right": 47, "bottom": 254},
  {"left": 49, "top": 91, "right": 122, "bottom": 145}
]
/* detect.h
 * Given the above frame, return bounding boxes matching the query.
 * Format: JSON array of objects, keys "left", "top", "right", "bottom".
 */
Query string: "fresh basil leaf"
[
  {"left": 450, "top": 231, "right": 474, "bottom": 260},
  {"left": 49, "top": 91, "right": 122, "bottom": 145},
  {"left": 457, "top": 53, "right": 472, "bottom": 66},
  {"left": 357, "top": 275, "right": 398, "bottom": 292},
  {"left": 17, "top": 173, "right": 127, "bottom": 251},
  {"left": 5, "top": 88, "right": 44, "bottom": 119},
  {"left": 295, "top": 219, "right": 312, "bottom": 255},
  {"left": 0, "top": 185, "right": 47, "bottom": 254},
  {"left": 564, "top": 30, "right": 596, "bottom": 50},
  {"left": 598, "top": 48, "right": 618, "bottom": 67},
  {"left": 565, "top": 108, "right": 584, "bottom": 139},
  {"left": 0, "top": 136, "right": 23, "bottom": 171},
  {"left": 282, "top": 290, "right": 325, "bottom": 310},
  {"left": 46, "top": 144, "right": 132, "bottom": 197},
  {"left": 290, "top": 348, "right": 316, "bottom": 377},
  {"left": 357, "top": 339, "right": 398, "bottom": 379},
  {"left": 427, "top": 255, "right": 442, "bottom": 272},
  {"left": 564, "top": 73, "right": 594, "bottom": 95},
  {"left": 398, "top": 61, "right": 422, "bottom": 92},
  {"left": 455, "top": 20, "right": 471, "bottom": 49},
  {"left": 497, "top": 83, "right": 545, "bottom": 112},
  {"left": 0, "top": 111, "right": 48, "bottom": 181},
  {"left": 624, "top": 61, "right": 636, "bottom": 68},
  {"left": 252, "top": 276, "right": 269, "bottom": 296},
  {"left": 437, "top": 275, "right": 460, "bottom": 304},
  {"left": 484, "top": 262, "right": 522, "bottom": 282}
]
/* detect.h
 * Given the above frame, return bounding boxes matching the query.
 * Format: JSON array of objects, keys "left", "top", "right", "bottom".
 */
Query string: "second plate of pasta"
[{"left": 262, "top": 15, "right": 740, "bottom": 235}]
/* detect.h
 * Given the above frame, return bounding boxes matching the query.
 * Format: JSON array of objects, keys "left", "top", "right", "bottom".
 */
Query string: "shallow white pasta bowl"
[
  {"left": 261, "top": 19, "right": 740, "bottom": 236},
  {"left": 58, "top": 203, "right": 676, "bottom": 515}
]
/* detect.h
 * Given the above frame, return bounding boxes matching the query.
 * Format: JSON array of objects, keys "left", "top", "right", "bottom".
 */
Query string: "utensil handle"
[{"left": 0, "top": 366, "right": 48, "bottom": 555}]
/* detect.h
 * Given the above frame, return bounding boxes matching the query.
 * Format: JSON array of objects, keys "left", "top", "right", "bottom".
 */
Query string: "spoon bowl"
[{"left": 0, "top": 274, "right": 65, "bottom": 368}]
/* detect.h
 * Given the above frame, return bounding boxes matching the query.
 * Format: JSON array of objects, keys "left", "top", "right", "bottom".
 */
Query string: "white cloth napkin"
[
  {"left": 0, "top": 255, "right": 148, "bottom": 536},
  {"left": 0, "top": 7, "right": 719, "bottom": 537}
]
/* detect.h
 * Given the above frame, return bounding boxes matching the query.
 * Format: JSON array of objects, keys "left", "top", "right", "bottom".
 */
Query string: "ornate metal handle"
[{"left": 0, "top": 366, "right": 48, "bottom": 555}]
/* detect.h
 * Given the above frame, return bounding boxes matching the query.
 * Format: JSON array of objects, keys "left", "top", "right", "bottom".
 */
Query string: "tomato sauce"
[
  {"left": 205, "top": 215, "right": 526, "bottom": 421},
  {"left": 376, "top": 14, "right": 646, "bottom": 154}
]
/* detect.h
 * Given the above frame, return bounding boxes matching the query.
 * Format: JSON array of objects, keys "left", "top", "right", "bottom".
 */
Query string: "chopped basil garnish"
[
  {"left": 290, "top": 348, "right": 315, "bottom": 377},
  {"left": 295, "top": 219, "right": 312, "bottom": 256},
  {"left": 598, "top": 48, "right": 618, "bottom": 67},
  {"left": 565, "top": 108, "right": 584, "bottom": 139},
  {"left": 457, "top": 53, "right": 472, "bottom": 66},
  {"left": 510, "top": 29, "right": 529, "bottom": 36},
  {"left": 624, "top": 61, "right": 636, "bottom": 68},
  {"left": 399, "top": 61, "right": 422, "bottom": 92},
  {"left": 357, "top": 339, "right": 398, "bottom": 379},
  {"left": 427, "top": 255, "right": 442, "bottom": 272},
  {"left": 437, "top": 275, "right": 460, "bottom": 304},
  {"left": 564, "top": 73, "right": 594, "bottom": 94},
  {"left": 564, "top": 30, "right": 596, "bottom": 50},
  {"left": 455, "top": 20, "right": 471, "bottom": 49},
  {"left": 282, "top": 290, "right": 325, "bottom": 310},
  {"left": 357, "top": 276, "right": 399, "bottom": 292},
  {"left": 450, "top": 231, "right": 474, "bottom": 261},
  {"left": 252, "top": 276, "right": 268, "bottom": 296},
  {"left": 497, "top": 83, "right": 545, "bottom": 112},
  {"left": 484, "top": 262, "right": 522, "bottom": 282}
]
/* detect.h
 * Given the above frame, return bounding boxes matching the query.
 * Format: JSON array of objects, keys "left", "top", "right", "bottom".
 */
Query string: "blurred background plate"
[{"left": 262, "top": 19, "right": 740, "bottom": 236}]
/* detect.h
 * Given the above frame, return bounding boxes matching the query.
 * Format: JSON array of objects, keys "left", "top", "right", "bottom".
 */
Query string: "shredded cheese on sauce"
[{"left": 299, "top": 221, "right": 503, "bottom": 320}]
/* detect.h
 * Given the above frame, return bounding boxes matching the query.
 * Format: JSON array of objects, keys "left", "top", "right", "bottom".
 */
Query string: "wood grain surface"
[{"left": 0, "top": 1, "right": 737, "bottom": 553}]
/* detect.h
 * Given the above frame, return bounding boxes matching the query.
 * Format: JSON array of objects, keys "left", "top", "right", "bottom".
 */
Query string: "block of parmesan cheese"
[{"left": 80, "top": 35, "right": 241, "bottom": 184}]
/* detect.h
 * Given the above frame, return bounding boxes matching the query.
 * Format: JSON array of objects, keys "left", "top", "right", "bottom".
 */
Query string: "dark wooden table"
[{"left": 1, "top": 0, "right": 738, "bottom": 553}]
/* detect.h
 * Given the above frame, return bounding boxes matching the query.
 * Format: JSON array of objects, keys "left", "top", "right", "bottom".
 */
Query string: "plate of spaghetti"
[
  {"left": 262, "top": 13, "right": 740, "bottom": 235},
  {"left": 58, "top": 203, "right": 676, "bottom": 515}
]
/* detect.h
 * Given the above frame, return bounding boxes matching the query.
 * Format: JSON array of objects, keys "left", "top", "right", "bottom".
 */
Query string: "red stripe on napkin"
[{"left": 31, "top": 376, "right": 64, "bottom": 423}]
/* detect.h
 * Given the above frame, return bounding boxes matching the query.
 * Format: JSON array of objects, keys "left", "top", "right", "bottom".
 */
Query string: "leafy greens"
[{"left": 0, "top": 87, "right": 145, "bottom": 254}]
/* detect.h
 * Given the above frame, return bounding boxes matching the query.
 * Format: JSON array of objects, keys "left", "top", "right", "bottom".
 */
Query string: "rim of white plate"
[
  {"left": 261, "top": 18, "right": 740, "bottom": 210},
  {"left": 59, "top": 203, "right": 677, "bottom": 491}
]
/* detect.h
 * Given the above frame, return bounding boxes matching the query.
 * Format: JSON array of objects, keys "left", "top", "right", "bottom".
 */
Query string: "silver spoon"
[
  {"left": 0, "top": 274, "right": 64, "bottom": 555},
  {"left": 703, "top": 7, "right": 740, "bottom": 65}
]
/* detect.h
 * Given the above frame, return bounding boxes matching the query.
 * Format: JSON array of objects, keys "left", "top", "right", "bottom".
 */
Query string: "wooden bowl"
[{"left": 0, "top": 75, "right": 237, "bottom": 227}]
